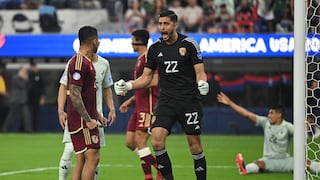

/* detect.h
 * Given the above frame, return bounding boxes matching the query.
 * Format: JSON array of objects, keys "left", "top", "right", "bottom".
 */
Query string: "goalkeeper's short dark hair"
[
  {"left": 159, "top": 10, "right": 178, "bottom": 23},
  {"left": 132, "top": 29, "right": 150, "bottom": 47}
]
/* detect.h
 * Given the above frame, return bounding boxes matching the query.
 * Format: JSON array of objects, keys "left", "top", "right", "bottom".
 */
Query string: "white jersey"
[
  {"left": 60, "top": 55, "right": 113, "bottom": 146},
  {"left": 256, "top": 116, "right": 293, "bottom": 159}
]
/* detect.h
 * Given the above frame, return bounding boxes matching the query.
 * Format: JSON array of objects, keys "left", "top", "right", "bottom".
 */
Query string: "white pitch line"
[
  {"left": 0, "top": 167, "right": 58, "bottom": 176},
  {"left": 0, "top": 164, "right": 235, "bottom": 176}
]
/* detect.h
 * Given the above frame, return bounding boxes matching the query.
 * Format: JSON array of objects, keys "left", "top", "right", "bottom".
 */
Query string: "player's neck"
[
  {"left": 166, "top": 32, "right": 178, "bottom": 45},
  {"left": 138, "top": 47, "right": 147, "bottom": 56},
  {"left": 78, "top": 46, "right": 93, "bottom": 59},
  {"left": 91, "top": 54, "right": 98, "bottom": 63}
]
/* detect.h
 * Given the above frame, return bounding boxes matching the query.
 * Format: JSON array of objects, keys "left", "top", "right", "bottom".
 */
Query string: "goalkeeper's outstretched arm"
[{"left": 217, "top": 92, "right": 258, "bottom": 124}]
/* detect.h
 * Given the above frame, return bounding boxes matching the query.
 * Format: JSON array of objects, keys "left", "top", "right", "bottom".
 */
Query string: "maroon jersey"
[
  {"left": 67, "top": 53, "right": 98, "bottom": 133},
  {"left": 134, "top": 53, "right": 159, "bottom": 113}
]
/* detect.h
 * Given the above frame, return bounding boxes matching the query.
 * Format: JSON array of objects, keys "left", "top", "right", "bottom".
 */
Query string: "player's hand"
[
  {"left": 119, "top": 98, "right": 133, "bottom": 113},
  {"left": 114, "top": 79, "right": 132, "bottom": 96},
  {"left": 107, "top": 109, "right": 116, "bottom": 126},
  {"left": 58, "top": 110, "right": 67, "bottom": 129},
  {"left": 217, "top": 92, "right": 230, "bottom": 105},
  {"left": 198, "top": 80, "right": 209, "bottom": 95},
  {"left": 86, "top": 119, "right": 98, "bottom": 130}
]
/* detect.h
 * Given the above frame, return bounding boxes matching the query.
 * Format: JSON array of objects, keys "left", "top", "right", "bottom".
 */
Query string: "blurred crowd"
[
  {"left": 0, "top": 0, "right": 304, "bottom": 34},
  {"left": 0, "top": 61, "right": 45, "bottom": 133}
]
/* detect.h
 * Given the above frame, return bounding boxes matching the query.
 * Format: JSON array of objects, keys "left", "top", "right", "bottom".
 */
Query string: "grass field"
[{"left": 0, "top": 133, "right": 293, "bottom": 180}]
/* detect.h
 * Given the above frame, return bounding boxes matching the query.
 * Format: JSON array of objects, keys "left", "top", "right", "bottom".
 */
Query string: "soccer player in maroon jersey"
[
  {"left": 119, "top": 29, "right": 162, "bottom": 180},
  {"left": 67, "top": 26, "right": 106, "bottom": 180}
]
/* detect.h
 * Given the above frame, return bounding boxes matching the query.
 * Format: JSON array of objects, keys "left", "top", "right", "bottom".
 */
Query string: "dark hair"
[
  {"left": 270, "top": 104, "right": 285, "bottom": 115},
  {"left": 159, "top": 10, "right": 178, "bottom": 23},
  {"left": 78, "top": 26, "right": 98, "bottom": 45},
  {"left": 132, "top": 29, "right": 150, "bottom": 46}
]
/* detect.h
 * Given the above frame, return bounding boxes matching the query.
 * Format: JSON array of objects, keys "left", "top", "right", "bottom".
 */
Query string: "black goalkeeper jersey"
[{"left": 145, "top": 33, "right": 204, "bottom": 101}]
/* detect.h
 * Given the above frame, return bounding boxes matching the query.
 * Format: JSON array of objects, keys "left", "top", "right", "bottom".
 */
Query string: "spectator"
[
  {"left": 0, "top": 62, "right": 10, "bottom": 129},
  {"left": 124, "top": 0, "right": 147, "bottom": 33},
  {"left": 275, "top": 8, "right": 293, "bottom": 33},
  {"left": 168, "top": 0, "right": 184, "bottom": 32},
  {"left": 201, "top": 0, "right": 220, "bottom": 33},
  {"left": 1, "top": 67, "right": 32, "bottom": 133},
  {"left": 215, "top": 0, "right": 235, "bottom": 16},
  {"left": 256, "top": 0, "right": 276, "bottom": 33},
  {"left": 79, "top": 0, "right": 101, "bottom": 9},
  {"left": 27, "top": 61, "right": 45, "bottom": 132},
  {"left": 216, "top": 3, "right": 238, "bottom": 33},
  {"left": 181, "top": 0, "right": 203, "bottom": 33},
  {"left": 146, "top": 0, "right": 167, "bottom": 33},
  {"left": 20, "top": 0, "right": 42, "bottom": 9},
  {"left": 235, "top": 0, "right": 255, "bottom": 33}
]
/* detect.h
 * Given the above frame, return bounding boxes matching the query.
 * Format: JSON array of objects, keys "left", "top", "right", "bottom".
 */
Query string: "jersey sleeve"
[
  {"left": 68, "top": 55, "right": 88, "bottom": 88},
  {"left": 255, "top": 115, "right": 268, "bottom": 128},
  {"left": 145, "top": 44, "right": 158, "bottom": 71},
  {"left": 285, "top": 121, "right": 294, "bottom": 135},
  {"left": 59, "top": 61, "right": 69, "bottom": 86},
  {"left": 185, "top": 37, "right": 203, "bottom": 65}
]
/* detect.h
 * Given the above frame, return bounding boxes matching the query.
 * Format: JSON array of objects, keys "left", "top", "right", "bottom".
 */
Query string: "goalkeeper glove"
[
  {"left": 198, "top": 80, "right": 209, "bottom": 95},
  {"left": 114, "top": 79, "right": 133, "bottom": 96}
]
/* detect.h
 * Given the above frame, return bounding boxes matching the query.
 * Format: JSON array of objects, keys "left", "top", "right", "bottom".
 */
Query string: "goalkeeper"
[
  {"left": 217, "top": 92, "right": 293, "bottom": 175},
  {"left": 114, "top": 10, "right": 209, "bottom": 180}
]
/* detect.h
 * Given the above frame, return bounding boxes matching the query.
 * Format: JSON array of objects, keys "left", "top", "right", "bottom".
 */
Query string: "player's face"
[
  {"left": 92, "top": 38, "right": 100, "bottom": 53},
  {"left": 131, "top": 36, "right": 142, "bottom": 52},
  {"left": 158, "top": 17, "right": 177, "bottom": 41},
  {"left": 268, "top": 109, "right": 282, "bottom": 125}
]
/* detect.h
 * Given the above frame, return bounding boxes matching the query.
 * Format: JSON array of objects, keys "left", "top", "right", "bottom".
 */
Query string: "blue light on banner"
[{"left": 0, "top": 33, "right": 300, "bottom": 58}]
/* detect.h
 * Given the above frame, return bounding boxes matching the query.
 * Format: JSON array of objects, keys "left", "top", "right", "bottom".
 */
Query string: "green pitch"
[{"left": 0, "top": 133, "right": 293, "bottom": 180}]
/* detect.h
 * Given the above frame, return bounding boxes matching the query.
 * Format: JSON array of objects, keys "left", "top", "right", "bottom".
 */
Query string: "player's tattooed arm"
[{"left": 69, "top": 84, "right": 91, "bottom": 122}]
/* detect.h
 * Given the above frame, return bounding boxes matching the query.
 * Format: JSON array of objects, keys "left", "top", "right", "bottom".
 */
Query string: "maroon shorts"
[
  {"left": 127, "top": 109, "right": 153, "bottom": 132},
  {"left": 70, "top": 127, "right": 100, "bottom": 154}
]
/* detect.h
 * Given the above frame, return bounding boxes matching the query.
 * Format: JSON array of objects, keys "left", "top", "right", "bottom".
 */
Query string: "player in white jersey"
[
  {"left": 57, "top": 53, "right": 116, "bottom": 180},
  {"left": 217, "top": 92, "right": 293, "bottom": 175}
]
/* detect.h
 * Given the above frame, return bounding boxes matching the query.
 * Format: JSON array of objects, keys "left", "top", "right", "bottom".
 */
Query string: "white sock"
[
  {"left": 137, "top": 147, "right": 152, "bottom": 158},
  {"left": 94, "top": 163, "right": 100, "bottom": 180},
  {"left": 246, "top": 163, "right": 259, "bottom": 174},
  {"left": 59, "top": 142, "right": 74, "bottom": 180},
  {"left": 133, "top": 147, "right": 139, "bottom": 156},
  {"left": 309, "top": 161, "right": 320, "bottom": 174}
]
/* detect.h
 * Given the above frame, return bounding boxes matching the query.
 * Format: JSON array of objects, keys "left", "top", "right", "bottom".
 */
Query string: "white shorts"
[{"left": 62, "top": 123, "right": 106, "bottom": 147}]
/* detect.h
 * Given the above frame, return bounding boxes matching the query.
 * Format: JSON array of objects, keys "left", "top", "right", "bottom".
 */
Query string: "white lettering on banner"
[
  {"left": 269, "top": 37, "right": 294, "bottom": 52},
  {"left": 99, "top": 38, "right": 133, "bottom": 53},
  {"left": 73, "top": 38, "right": 154, "bottom": 54},
  {"left": 73, "top": 38, "right": 133, "bottom": 53},
  {"left": 306, "top": 37, "right": 320, "bottom": 52},
  {"left": 199, "top": 38, "right": 267, "bottom": 53},
  {"left": 72, "top": 36, "right": 296, "bottom": 55}
]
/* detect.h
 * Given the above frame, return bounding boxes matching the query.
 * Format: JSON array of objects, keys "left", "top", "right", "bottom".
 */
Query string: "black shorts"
[{"left": 152, "top": 97, "right": 203, "bottom": 135}]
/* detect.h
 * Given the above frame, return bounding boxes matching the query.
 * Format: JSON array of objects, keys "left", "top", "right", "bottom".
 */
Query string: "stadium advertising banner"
[{"left": 0, "top": 33, "right": 302, "bottom": 58}]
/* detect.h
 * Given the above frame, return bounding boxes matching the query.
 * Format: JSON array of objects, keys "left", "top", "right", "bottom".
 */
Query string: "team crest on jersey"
[
  {"left": 72, "top": 72, "right": 81, "bottom": 80},
  {"left": 179, "top": 47, "right": 186, "bottom": 56},
  {"left": 92, "top": 135, "right": 99, "bottom": 144}
]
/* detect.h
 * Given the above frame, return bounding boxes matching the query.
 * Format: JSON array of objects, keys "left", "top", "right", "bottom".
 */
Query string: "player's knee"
[
  {"left": 151, "top": 138, "right": 164, "bottom": 150},
  {"left": 125, "top": 141, "right": 135, "bottom": 150},
  {"left": 189, "top": 144, "right": 203, "bottom": 154}
]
